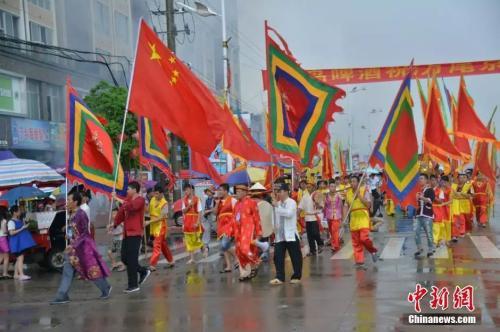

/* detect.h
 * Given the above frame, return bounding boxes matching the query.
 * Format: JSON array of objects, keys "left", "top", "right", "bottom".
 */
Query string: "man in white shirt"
[
  {"left": 249, "top": 183, "right": 274, "bottom": 262},
  {"left": 270, "top": 183, "right": 302, "bottom": 285},
  {"left": 299, "top": 182, "right": 324, "bottom": 256},
  {"left": 80, "top": 189, "right": 93, "bottom": 238}
]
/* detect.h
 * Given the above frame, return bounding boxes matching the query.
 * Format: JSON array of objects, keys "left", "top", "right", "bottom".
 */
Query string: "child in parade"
[
  {"left": 8, "top": 205, "right": 36, "bottom": 281},
  {"left": 0, "top": 203, "right": 11, "bottom": 279},
  {"left": 108, "top": 208, "right": 126, "bottom": 272},
  {"left": 181, "top": 183, "right": 204, "bottom": 264}
]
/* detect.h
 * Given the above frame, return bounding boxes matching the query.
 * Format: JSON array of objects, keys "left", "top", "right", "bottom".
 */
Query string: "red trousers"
[
  {"left": 150, "top": 224, "right": 174, "bottom": 266},
  {"left": 350, "top": 228, "right": 377, "bottom": 264},
  {"left": 452, "top": 214, "right": 466, "bottom": 237},
  {"left": 475, "top": 206, "right": 488, "bottom": 224},
  {"left": 328, "top": 219, "right": 341, "bottom": 250},
  {"left": 464, "top": 213, "right": 473, "bottom": 233}
]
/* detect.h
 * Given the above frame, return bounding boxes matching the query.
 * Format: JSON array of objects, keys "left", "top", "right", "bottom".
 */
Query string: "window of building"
[
  {"left": 0, "top": 10, "right": 20, "bottom": 38},
  {"left": 45, "top": 83, "right": 63, "bottom": 122},
  {"left": 28, "top": 0, "right": 51, "bottom": 10},
  {"left": 27, "top": 79, "right": 41, "bottom": 120},
  {"left": 95, "top": 1, "right": 110, "bottom": 36},
  {"left": 114, "top": 11, "right": 129, "bottom": 44},
  {"left": 29, "top": 22, "right": 53, "bottom": 45}
]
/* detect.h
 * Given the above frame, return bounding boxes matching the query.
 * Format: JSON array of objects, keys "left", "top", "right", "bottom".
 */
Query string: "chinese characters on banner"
[
  {"left": 408, "top": 284, "right": 475, "bottom": 313},
  {"left": 262, "top": 60, "right": 500, "bottom": 88},
  {"left": 11, "top": 118, "right": 51, "bottom": 150},
  {"left": 10, "top": 118, "right": 66, "bottom": 151},
  {"left": 309, "top": 60, "right": 500, "bottom": 84}
]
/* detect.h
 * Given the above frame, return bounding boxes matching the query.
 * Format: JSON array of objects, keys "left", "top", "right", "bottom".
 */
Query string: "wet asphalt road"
[{"left": 1, "top": 206, "right": 500, "bottom": 332}]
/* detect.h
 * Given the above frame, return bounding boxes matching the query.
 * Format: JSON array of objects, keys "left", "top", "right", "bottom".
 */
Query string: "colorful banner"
[{"left": 263, "top": 59, "right": 500, "bottom": 86}]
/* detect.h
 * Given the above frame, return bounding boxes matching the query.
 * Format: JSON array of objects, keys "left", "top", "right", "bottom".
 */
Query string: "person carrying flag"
[
  {"left": 472, "top": 173, "right": 493, "bottom": 228},
  {"left": 345, "top": 175, "right": 379, "bottom": 269},
  {"left": 215, "top": 183, "right": 237, "bottom": 273},
  {"left": 451, "top": 173, "right": 473, "bottom": 241},
  {"left": 233, "top": 184, "right": 262, "bottom": 281},
  {"left": 148, "top": 185, "right": 175, "bottom": 271},
  {"left": 181, "top": 183, "right": 204, "bottom": 264}
]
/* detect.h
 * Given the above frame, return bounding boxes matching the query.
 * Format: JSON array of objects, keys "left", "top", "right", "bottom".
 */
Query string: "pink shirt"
[{"left": 324, "top": 193, "right": 343, "bottom": 220}]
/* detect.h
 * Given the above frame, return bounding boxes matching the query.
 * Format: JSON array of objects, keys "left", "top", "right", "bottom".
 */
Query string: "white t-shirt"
[
  {"left": 298, "top": 191, "right": 317, "bottom": 222},
  {"left": 112, "top": 223, "right": 123, "bottom": 241},
  {"left": 80, "top": 203, "right": 91, "bottom": 220},
  {"left": 0, "top": 219, "right": 7, "bottom": 237},
  {"left": 7, "top": 220, "right": 17, "bottom": 232}
]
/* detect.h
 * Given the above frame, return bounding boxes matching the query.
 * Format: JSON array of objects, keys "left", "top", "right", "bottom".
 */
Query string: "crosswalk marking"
[
  {"left": 469, "top": 235, "right": 500, "bottom": 259},
  {"left": 331, "top": 240, "right": 353, "bottom": 259},
  {"left": 432, "top": 245, "right": 449, "bottom": 259},
  {"left": 380, "top": 237, "right": 405, "bottom": 259}
]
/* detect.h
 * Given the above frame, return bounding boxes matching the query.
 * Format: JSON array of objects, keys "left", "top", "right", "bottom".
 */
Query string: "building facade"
[{"left": 0, "top": 0, "right": 133, "bottom": 167}]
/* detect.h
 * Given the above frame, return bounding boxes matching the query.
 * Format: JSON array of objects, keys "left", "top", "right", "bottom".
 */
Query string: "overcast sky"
[{"left": 235, "top": 0, "right": 500, "bottom": 157}]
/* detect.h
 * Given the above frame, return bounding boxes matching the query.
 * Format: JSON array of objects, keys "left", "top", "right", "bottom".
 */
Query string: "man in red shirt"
[{"left": 111, "top": 181, "right": 150, "bottom": 293}]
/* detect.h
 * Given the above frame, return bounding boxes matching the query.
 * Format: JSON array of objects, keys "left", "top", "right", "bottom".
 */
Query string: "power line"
[{"left": 0, "top": 36, "right": 130, "bottom": 87}]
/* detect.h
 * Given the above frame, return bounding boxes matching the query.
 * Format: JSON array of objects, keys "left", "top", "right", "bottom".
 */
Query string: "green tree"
[{"left": 83, "top": 81, "right": 138, "bottom": 170}]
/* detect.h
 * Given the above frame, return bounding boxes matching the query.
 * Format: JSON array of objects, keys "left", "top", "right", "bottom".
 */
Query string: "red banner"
[{"left": 263, "top": 59, "right": 500, "bottom": 87}]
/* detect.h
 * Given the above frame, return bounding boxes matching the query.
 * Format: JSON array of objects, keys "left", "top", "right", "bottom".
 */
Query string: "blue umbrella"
[
  {"left": 221, "top": 168, "right": 251, "bottom": 185},
  {"left": 0, "top": 186, "right": 47, "bottom": 206}
]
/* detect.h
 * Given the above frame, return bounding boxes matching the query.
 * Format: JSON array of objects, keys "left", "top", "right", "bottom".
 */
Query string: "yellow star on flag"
[
  {"left": 168, "top": 56, "right": 176, "bottom": 64},
  {"left": 172, "top": 70, "right": 179, "bottom": 77},
  {"left": 148, "top": 43, "right": 161, "bottom": 61}
]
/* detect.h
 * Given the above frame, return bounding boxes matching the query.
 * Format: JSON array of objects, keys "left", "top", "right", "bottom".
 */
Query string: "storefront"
[{"left": 0, "top": 117, "right": 65, "bottom": 167}]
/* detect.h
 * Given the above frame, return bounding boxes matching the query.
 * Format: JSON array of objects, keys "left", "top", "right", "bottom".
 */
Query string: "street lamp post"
[{"left": 339, "top": 86, "right": 367, "bottom": 170}]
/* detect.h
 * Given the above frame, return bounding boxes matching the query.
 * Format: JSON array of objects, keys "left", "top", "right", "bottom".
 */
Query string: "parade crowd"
[{"left": 0, "top": 167, "right": 493, "bottom": 304}]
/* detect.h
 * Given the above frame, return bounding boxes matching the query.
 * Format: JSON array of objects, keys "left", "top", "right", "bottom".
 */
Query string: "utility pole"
[{"left": 165, "top": 0, "right": 182, "bottom": 199}]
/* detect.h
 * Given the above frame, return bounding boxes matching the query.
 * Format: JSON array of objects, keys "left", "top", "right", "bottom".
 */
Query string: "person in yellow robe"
[{"left": 345, "top": 175, "right": 379, "bottom": 268}]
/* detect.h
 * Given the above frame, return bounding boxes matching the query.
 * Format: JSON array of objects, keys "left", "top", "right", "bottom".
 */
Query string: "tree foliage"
[{"left": 83, "top": 81, "right": 138, "bottom": 170}]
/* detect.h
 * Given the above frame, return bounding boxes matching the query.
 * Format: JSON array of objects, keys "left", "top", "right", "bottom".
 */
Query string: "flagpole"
[
  {"left": 65, "top": 177, "right": 69, "bottom": 246},
  {"left": 108, "top": 19, "right": 143, "bottom": 226}
]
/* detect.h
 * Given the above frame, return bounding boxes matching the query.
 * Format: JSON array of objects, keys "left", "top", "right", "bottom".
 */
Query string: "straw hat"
[{"left": 249, "top": 183, "right": 266, "bottom": 192}]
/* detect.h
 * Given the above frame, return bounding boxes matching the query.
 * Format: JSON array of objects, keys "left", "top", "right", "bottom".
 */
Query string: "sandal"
[
  {"left": 238, "top": 276, "right": 251, "bottom": 282},
  {"left": 250, "top": 268, "right": 259, "bottom": 278},
  {"left": 219, "top": 268, "right": 232, "bottom": 274}
]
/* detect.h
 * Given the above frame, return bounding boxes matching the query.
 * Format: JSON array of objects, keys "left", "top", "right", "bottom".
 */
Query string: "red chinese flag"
[
  {"left": 190, "top": 150, "right": 223, "bottom": 184},
  {"left": 128, "top": 20, "right": 225, "bottom": 156},
  {"left": 221, "top": 105, "right": 271, "bottom": 163},
  {"left": 423, "top": 79, "right": 462, "bottom": 160},
  {"left": 456, "top": 77, "right": 497, "bottom": 142}
]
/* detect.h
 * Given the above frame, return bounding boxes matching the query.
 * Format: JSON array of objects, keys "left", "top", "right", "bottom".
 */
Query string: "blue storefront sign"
[{"left": 11, "top": 118, "right": 51, "bottom": 150}]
